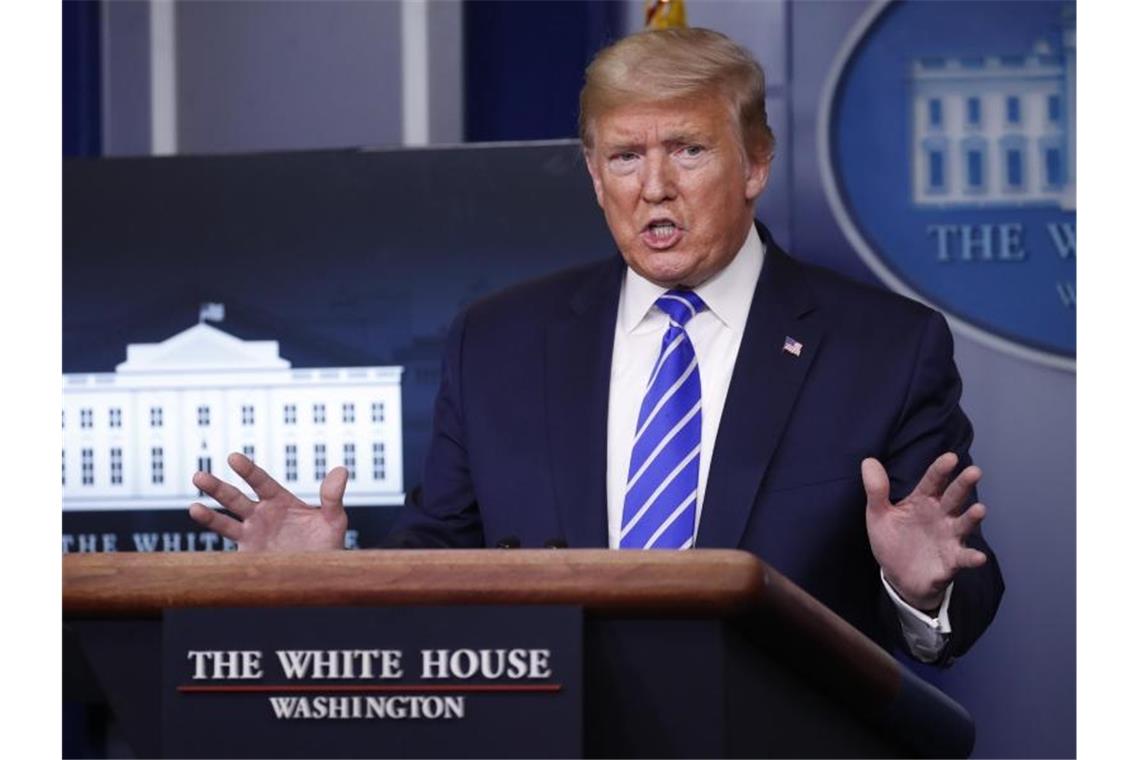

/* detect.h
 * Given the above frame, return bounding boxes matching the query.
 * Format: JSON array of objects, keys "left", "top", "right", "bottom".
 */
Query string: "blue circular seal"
[{"left": 819, "top": 0, "right": 1076, "bottom": 370}]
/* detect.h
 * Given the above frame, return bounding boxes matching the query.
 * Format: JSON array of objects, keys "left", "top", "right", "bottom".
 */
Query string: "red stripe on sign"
[{"left": 177, "top": 683, "right": 562, "bottom": 694}]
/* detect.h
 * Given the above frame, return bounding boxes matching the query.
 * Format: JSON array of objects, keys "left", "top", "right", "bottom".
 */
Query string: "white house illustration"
[
  {"left": 910, "top": 14, "right": 1075, "bottom": 209},
  {"left": 62, "top": 319, "right": 404, "bottom": 511}
]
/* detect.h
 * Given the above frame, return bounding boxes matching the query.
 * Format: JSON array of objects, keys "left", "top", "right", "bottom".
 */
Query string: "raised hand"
[
  {"left": 863, "top": 452, "right": 988, "bottom": 612},
  {"left": 188, "top": 452, "right": 349, "bottom": 552}
]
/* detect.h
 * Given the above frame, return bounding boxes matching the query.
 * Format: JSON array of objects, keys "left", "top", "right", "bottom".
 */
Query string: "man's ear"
[
  {"left": 744, "top": 155, "right": 771, "bottom": 203},
  {"left": 583, "top": 149, "right": 606, "bottom": 208}
]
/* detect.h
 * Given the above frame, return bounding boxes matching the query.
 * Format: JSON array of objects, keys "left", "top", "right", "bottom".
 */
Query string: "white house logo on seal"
[{"left": 819, "top": 0, "right": 1076, "bottom": 370}]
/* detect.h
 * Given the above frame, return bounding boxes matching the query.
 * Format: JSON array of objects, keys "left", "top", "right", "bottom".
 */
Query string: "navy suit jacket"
[{"left": 387, "top": 224, "right": 1003, "bottom": 663}]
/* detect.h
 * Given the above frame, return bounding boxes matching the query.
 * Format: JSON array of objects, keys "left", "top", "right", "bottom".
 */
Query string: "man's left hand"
[{"left": 863, "top": 452, "right": 989, "bottom": 612}]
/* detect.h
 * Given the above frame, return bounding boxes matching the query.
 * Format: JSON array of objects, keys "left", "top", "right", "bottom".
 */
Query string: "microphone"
[
  {"left": 543, "top": 537, "right": 568, "bottom": 549},
  {"left": 495, "top": 535, "right": 521, "bottom": 549}
]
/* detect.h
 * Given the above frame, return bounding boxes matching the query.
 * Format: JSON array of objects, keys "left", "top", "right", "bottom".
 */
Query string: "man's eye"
[
  {"left": 681, "top": 145, "right": 705, "bottom": 157},
  {"left": 614, "top": 152, "right": 638, "bottom": 162}
]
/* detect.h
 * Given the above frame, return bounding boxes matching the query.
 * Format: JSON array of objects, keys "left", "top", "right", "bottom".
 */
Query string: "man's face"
[{"left": 585, "top": 95, "right": 770, "bottom": 288}]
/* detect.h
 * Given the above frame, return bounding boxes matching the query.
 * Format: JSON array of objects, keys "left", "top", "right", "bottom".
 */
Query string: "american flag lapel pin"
[{"left": 782, "top": 336, "right": 804, "bottom": 357}]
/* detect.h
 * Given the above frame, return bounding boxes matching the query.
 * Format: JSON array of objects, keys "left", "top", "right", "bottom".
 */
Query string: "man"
[{"left": 189, "top": 28, "right": 1002, "bottom": 664}]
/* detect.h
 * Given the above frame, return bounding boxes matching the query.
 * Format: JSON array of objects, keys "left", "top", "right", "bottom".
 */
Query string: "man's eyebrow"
[
  {"left": 661, "top": 130, "right": 708, "bottom": 145},
  {"left": 599, "top": 139, "right": 645, "bottom": 154},
  {"left": 599, "top": 131, "right": 710, "bottom": 153}
]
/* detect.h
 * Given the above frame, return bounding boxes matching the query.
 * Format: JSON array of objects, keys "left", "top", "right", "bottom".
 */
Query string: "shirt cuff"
[{"left": 880, "top": 569, "right": 952, "bottom": 663}]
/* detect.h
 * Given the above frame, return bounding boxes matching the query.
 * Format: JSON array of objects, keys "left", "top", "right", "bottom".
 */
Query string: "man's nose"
[{"left": 641, "top": 154, "right": 677, "bottom": 203}]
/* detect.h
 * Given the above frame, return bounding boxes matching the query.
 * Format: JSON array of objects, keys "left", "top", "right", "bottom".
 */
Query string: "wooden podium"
[{"left": 63, "top": 549, "right": 973, "bottom": 758}]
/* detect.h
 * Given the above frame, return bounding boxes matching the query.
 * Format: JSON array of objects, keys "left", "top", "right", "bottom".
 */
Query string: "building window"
[
  {"left": 968, "top": 150, "right": 983, "bottom": 188},
  {"left": 373, "top": 442, "right": 386, "bottom": 480},
  {"left": 1006, "top": 96, "right": 1020, "bottom": 124},
  {"left": 343, "top": 403, "right": 355, "bottom": 424},
  {"left": 928, "top": 150, "right": 945, "bottom": 190},
  {"left": 62, "top": 449, "right": 66, "bottom": 485},
  {"left": 1048, "top": 94, "right": 1061, "bottom": 123},
  {"left": 285, "top": 444, "right": 298, "bottom": 482},
  {"left": 81, "top": 448, "right": 94, "bottom": 486},
  {"left": 313, "top": 403, "right": 326, "bottom": 424},
  {"left": 150, "top": 407, "right": 163, "bottom": 428},
  {"left": 110, "top": 447, "right": 123, "bottom": 485},
  {"left": 344, "top": 443, "right": 356, "bottom": 481},
  {"left": 242, "top": 445, "right": 255, "bottom": 462},
  {"left": 151, "top": 447, "right": 164, "bottom": 485},
  {"left": 1000, "top": 134, "right": 1028, "bottom": 193},
  {"left": 197, "top": 456, "right": 212, "bottom": 494},
  {"left": 1005, "top": 148, "right": 1024, "bottom": 189},
  {"left": 241, "top": 405, "right": 254, "bottom": 425},
  {"left": 284, "top": 404, "right": 297, "bottom": 425},
  {"left": 62, "top": 410, "right": 65, "bottom": 429},
  {"left": 966, "top": 97, "right": 981, "bottom": 127},
  {"left": 920, "top": 135, "right": 948, "bottom": 198},
  {"left": 371, "top": 402, "right": 385, "bottom": 423},
  {"left": 962, "top": 139, "right": 987, "bottom": 193},
  {"left": 314, "top": 444, "right": 327, "bottom": 481},
  {"left": 80, "top": 408, "right": 93, "bottom": 429},
  {"left": 928, "top": 98, "right": 942, "bottom": 127},
  {"left": 198, "top": 405, "right": 211, "bottom": 427},
  {"left": 108, "top": 408, "right": 122, "bottom": 428},
  {"left": 1045, "top": 147, "right": 1064, "bottom": 187}
]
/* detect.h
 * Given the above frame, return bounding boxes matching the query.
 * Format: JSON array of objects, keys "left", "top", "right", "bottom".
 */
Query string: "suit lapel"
[
  {"left": 545, "top": 258, "right": 624, "bottom": 549},
  {"left": 696, "top": 236, "right": 823, "bottom": 548}
]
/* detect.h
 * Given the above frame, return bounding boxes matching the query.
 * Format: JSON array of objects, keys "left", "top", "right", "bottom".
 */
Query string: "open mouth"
[{"left": 641, "top": 219, "right": 683, "bottom": 248}]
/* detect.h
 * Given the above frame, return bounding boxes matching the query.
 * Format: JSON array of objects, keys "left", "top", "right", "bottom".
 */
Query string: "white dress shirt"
[{"left": 604, "top": 225, "right": 951, "bottom": 662}]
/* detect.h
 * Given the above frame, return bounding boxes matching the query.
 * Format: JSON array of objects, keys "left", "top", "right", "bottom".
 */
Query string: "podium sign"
[
  {"left": 161, "top": 606, "right": 582, "bottom": 758},
  {"left": 67, "top": 550, "right": 977, "bottom": 758}
]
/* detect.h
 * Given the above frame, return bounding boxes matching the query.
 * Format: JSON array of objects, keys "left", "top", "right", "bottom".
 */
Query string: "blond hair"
[{"left": 579, "top": 27, "right": 775, "bottom": 163}]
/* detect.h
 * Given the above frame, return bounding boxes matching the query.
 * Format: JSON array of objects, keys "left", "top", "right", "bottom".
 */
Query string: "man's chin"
[{"left": 625, "top": 254, "right": 707, "bottom": 289}]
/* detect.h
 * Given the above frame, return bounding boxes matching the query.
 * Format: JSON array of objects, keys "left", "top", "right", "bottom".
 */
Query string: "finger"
[
  {"left": 189, "top": 503, "right": 244, "bottom": 542},
  {"left": 954, "top": 502, "right": 987, "bottom": 537},
  {"left": 910, "top": 452, "right": 958, "bottom": 499},
  {"left": 861, "top": 458, "right": 891, "bottom": 511},
  {"left": 192, "top": 470, "right": 256, "bottom": 518},
  {"left": 956, "top": 546, "right": 988, "bottom": 569},
  {"left": 320, "top": 466, "right": 349, "bottom": 518},
  {"left": 941, "top": 465, "right": 983, "bottom": 514},
  {"left": 228, "top": 451, "right": 287, "bottom": 502}
]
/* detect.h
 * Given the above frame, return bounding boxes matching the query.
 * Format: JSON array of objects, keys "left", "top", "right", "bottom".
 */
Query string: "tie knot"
[{"left": 655, "top": 289, "right": 707, "bottom": 327}]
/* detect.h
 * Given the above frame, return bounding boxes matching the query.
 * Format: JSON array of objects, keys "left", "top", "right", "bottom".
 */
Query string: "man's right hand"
[{"left": 188, "top": 452, "right": 349, "bottom": 552}]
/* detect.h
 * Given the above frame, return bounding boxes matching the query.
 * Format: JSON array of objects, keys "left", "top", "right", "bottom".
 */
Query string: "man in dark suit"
[{"left": 190, "top": 28, "right": 1001, "bottom": 664}]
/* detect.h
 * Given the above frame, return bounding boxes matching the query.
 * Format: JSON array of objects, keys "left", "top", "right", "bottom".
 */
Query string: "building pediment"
[{"left": 116, "top": 323, "right": 291, "bottom": 373}]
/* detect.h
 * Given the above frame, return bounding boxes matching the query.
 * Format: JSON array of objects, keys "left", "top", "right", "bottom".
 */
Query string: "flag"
[
  {"left": 782, "top": 336, "right": 803, "bottom": 357},
  {"left": 644, "top": 0, "right": 687, "bottom": 30},
  {"left": 199, "top": 302, "right": 225, "bottom": 323}
]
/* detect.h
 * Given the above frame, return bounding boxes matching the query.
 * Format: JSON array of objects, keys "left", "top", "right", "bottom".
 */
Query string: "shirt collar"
[{"left": 619, "top": 223, "right": 765, "bottom": 334}]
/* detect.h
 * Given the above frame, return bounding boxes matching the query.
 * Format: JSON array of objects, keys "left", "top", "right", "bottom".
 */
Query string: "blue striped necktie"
[{"left": 620, "top": 289, "right": 707, "bottom": 550}]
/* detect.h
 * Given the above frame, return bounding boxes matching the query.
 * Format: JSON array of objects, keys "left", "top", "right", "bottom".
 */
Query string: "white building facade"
[
  {"left": 63, "top": 323, "right": 404, "bottom": 511},
  {"left": 910, "top": 25, "right": 1075, "bottom": 210}
]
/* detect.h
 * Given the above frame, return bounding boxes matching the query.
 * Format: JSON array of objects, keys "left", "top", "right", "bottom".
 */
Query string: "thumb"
[
  {"left": 320, "top": 466, "right": 349, "bottom": 515},
  {"left": 861, "top": 458, "right": 891, "bottom": 512}
]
